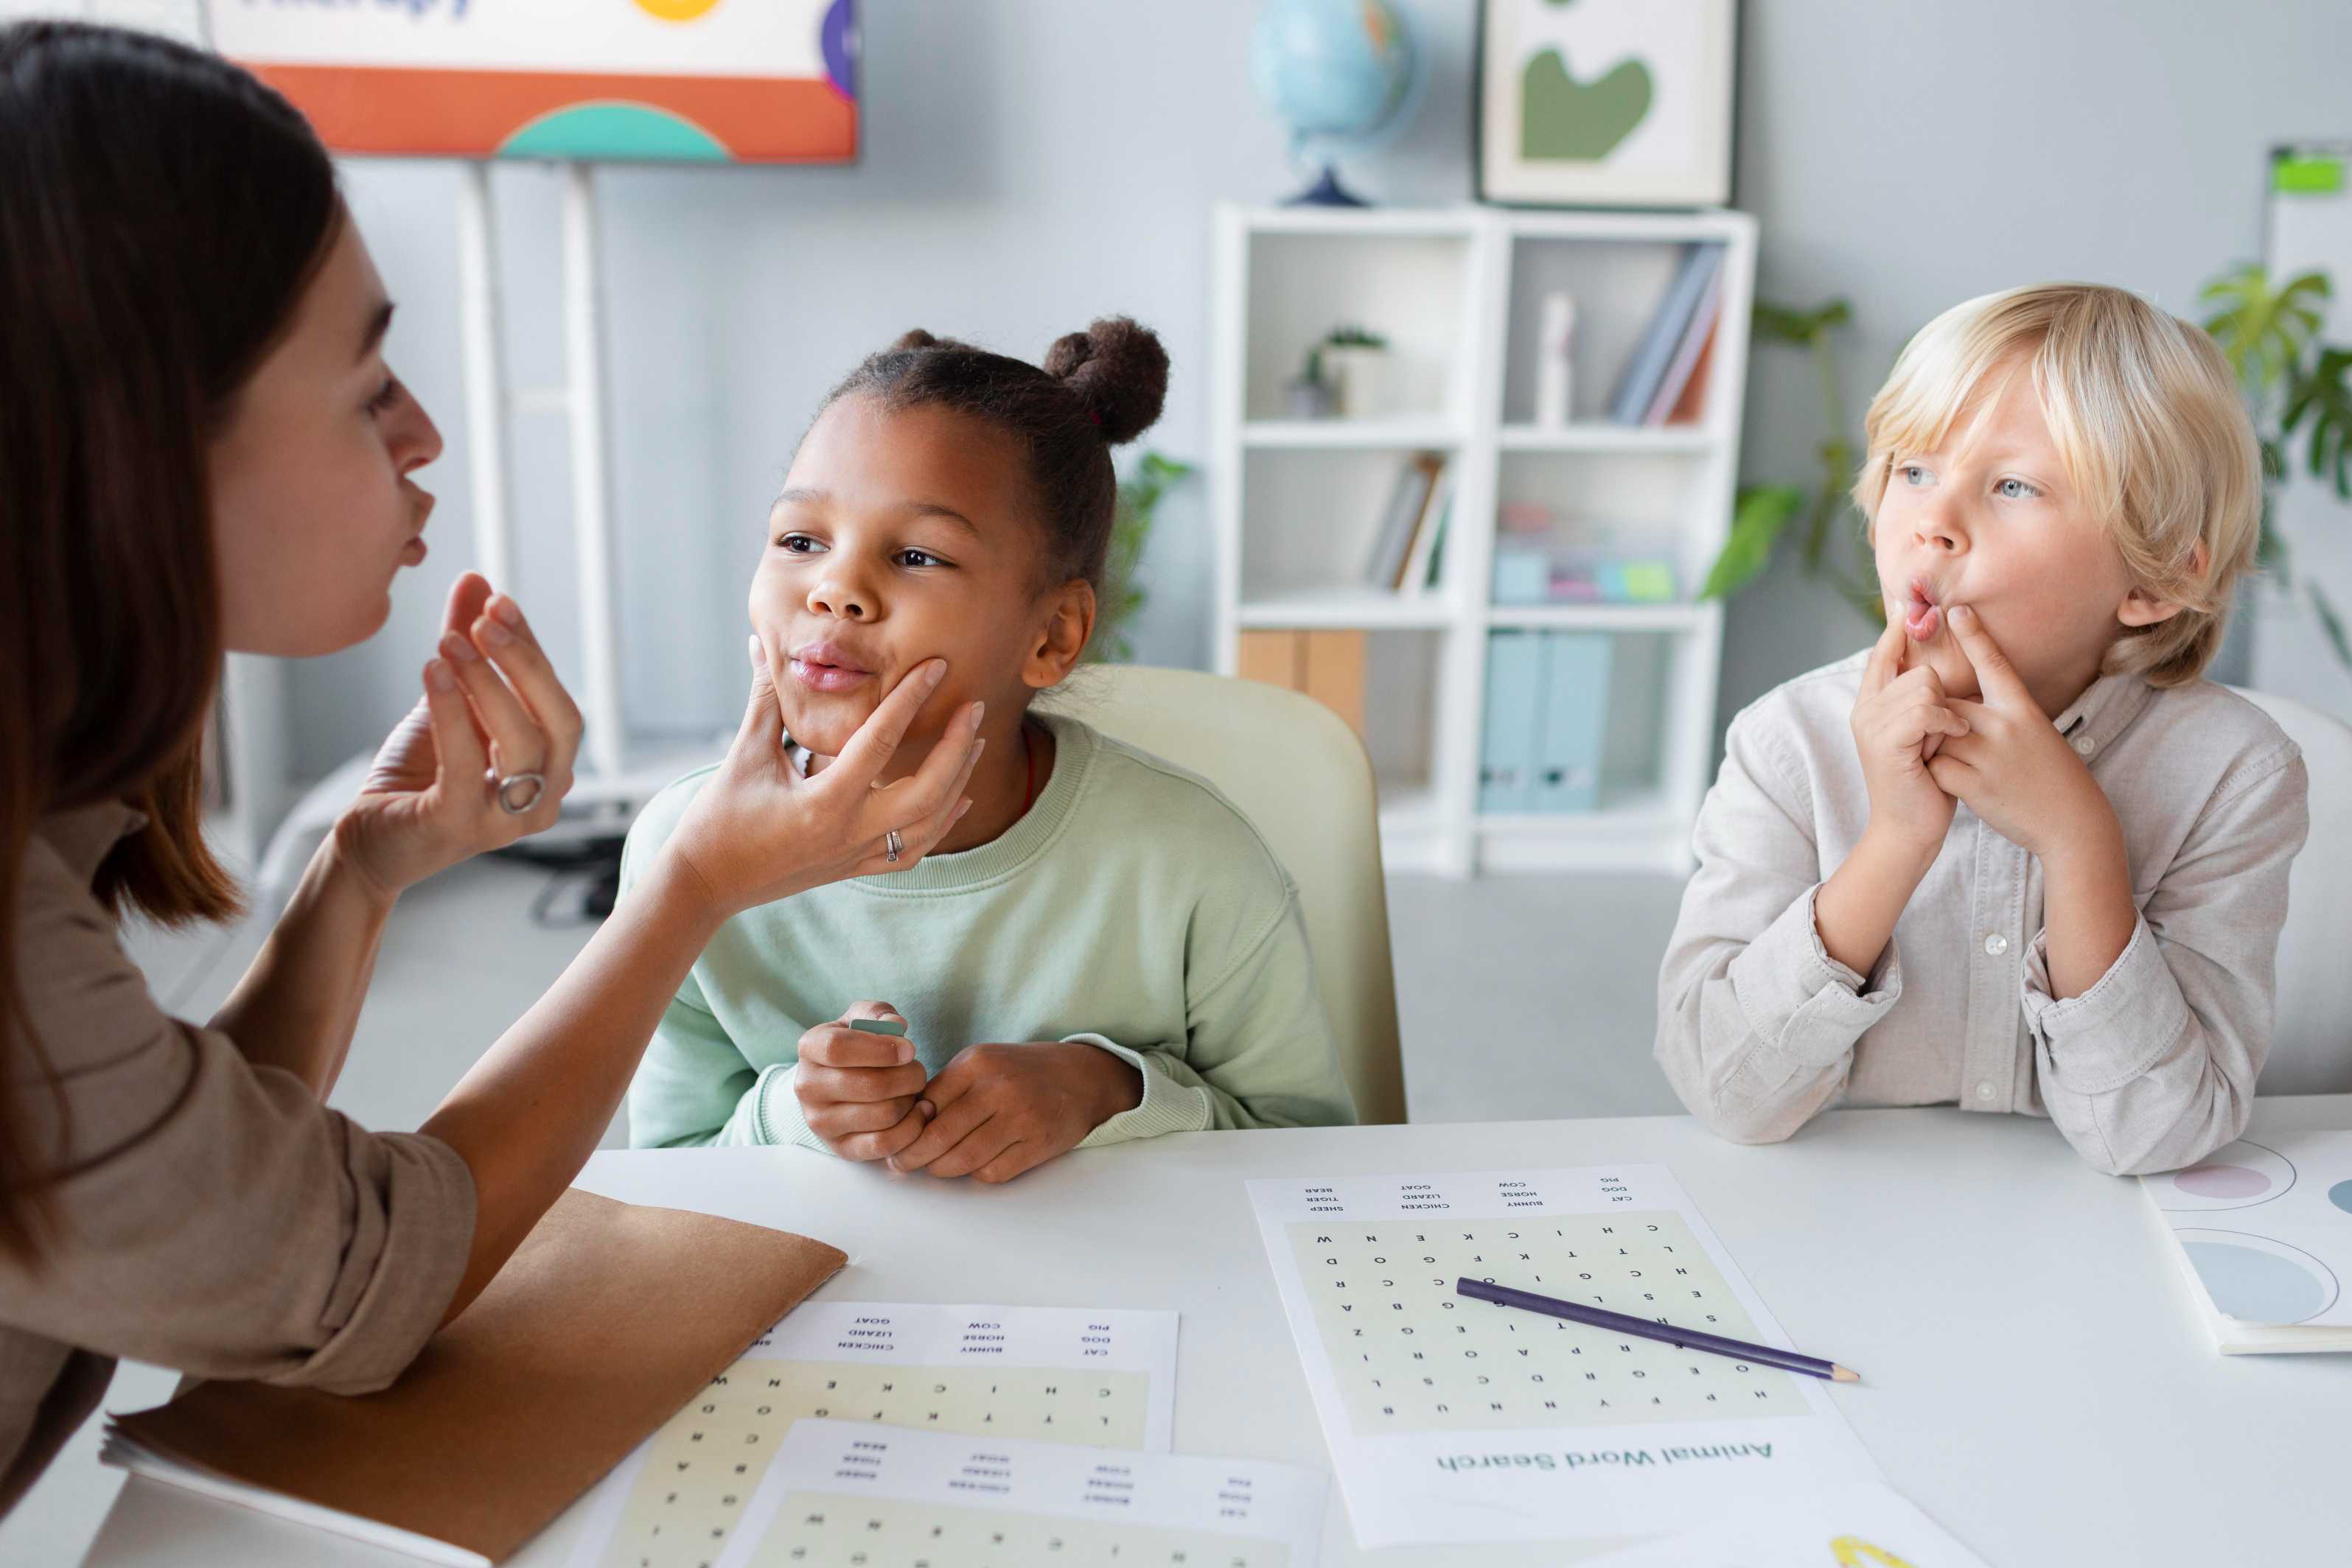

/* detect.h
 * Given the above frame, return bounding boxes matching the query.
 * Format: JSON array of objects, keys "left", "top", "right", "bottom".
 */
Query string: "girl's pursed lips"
[
  {"left": 786, "top": 638, "right": 882, "bottom": 694},
  {"left": 789, "top": 640, "right": 873, "bottom": 673}
]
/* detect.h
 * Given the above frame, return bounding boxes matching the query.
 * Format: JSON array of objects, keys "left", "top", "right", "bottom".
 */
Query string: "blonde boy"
[{"left": 1656, "top": 284, "right": 2309, "bottom": 1174}]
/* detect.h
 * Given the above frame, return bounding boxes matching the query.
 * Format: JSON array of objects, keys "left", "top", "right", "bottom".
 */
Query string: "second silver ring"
[{"left": 883, "top": 829, "right": 904, "bottom": 864}]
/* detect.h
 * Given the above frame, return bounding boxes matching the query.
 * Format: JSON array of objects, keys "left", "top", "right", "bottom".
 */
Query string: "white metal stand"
[
  {"left": 559, "top": 162, "right": 629, "bottom": 783},
  {"left": 251, "top": 161, "right": 724, "bottom": 909},
  {"left": 453, "top": 160, "right": 514, "bottom": 596}
]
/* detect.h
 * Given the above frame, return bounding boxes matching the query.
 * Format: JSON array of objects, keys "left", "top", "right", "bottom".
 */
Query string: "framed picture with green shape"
[{"left": 1476, "top": 0, "right": 1735, "bottom": 209}]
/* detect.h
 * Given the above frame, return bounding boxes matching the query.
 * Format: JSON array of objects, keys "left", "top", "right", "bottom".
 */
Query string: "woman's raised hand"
[
  {"left": 660, "top": 636, "right": 983, "bottom": 920},
  {"left": 335, "top": 572, "right": 584, "bottom": 900}
]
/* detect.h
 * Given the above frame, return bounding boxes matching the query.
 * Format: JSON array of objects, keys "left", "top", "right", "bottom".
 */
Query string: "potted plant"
[
  {"left": 1320, "top": 323, "right": 1391, "bottom": 419},
  {"left": 1286, "top": 345, "right": 1336, "bottom": 419}
]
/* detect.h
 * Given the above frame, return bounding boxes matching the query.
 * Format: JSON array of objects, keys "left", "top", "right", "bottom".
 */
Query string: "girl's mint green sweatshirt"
[{"left": 621, "top": 710, "right": 1358, "bottom": 1151}]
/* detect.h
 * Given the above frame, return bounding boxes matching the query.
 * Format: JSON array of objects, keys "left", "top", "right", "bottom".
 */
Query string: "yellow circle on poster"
[{"left": 633, "top": 0, "right": 722, "bottom": 21}]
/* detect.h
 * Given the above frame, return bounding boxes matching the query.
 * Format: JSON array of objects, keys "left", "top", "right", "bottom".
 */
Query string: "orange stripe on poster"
[{"left": 245, "top": 65, "right": 856, "bottom": 162}]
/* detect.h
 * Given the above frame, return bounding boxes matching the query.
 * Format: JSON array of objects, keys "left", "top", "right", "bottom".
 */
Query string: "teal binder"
[
  {"left": 1479, "top": 631, "right": 1544, "bottom": 813},
  {"left": 1535, "top": 632, "right": 1613, "bottom": 813}
]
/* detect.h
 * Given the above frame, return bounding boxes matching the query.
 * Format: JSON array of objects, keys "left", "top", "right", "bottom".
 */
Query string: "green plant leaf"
[
  {"left": 1703, "top": 484, "right": 1804, "bottom": 600},
  {"left": 2283, "top": 343, "right": 2352, "bottom": 497},
  {"left": 2260, "top": 434, "right": 2287, "bottom": 486},
  {"left": 2309, "top": 581, "right": 2352, "bottom": 669},
  {"left": 1090, "top": 448, "right": 1194, "bottom": 664},
  {"left": 1751, "top": 303, "right": 1812, "bottom": 344},
  {"left": 2255, "top": 495, "right": 2289, "bottom": 577},
  {"left": 2202, "top": 263, "right": 2329, "bottom": 402},
  {"left": 1751, "top": 298, "right": 1849, "bottom": 346},
  {"left": 1799, "top": 439, "right": 1857, "bottom": 570}
]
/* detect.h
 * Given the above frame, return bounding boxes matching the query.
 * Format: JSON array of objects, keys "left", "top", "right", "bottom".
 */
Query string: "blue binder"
[
  {"left": 1535, "top": 632, "right": 1612, "bottom": 813},
  {"left": 1479, "top": 631, "right": 1544, "bottom": 813}
]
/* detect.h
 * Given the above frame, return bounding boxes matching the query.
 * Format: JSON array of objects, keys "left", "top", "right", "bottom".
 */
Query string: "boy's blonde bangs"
[{"left": 1852, "top": 284, "right": 2264, "bottom": 686}]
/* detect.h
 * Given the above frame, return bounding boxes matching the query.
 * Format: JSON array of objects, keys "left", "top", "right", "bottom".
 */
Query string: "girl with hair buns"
[{"left": 622, "top": 321, "right": 1358, "bottom": 1181}]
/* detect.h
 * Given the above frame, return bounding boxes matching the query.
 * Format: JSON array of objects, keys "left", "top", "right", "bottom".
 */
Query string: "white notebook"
[{"left": 2140, "top": 1132, "right": 2352, "bottom": 1354}]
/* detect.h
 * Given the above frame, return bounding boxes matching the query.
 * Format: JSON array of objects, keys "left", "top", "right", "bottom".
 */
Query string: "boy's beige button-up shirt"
[
  {"left": 1656, "top": 652, "right": 2309, "bottom": 1175},
  {"left": 0, "top": 804, "right": 475, "bottom": 1518}
]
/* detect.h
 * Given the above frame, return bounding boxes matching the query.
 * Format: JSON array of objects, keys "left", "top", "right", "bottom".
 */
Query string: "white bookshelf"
[{"left": 1208, "top": 203, "right": 1758, "bottom": 876}]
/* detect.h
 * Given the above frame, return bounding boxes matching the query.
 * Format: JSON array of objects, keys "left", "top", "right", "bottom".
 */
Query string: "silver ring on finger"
[
  {"left": 884, "top": 829, "right": 904, "bottom": 864},
  {"left": 495, "top": 771, "right": 547, "bottom": 816}
]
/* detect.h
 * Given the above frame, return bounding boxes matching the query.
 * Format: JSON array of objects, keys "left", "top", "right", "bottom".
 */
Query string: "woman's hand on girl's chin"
[
  {"left": 334, "top": 573, "right": 584, "bottom": 900},
  {"left": 659, "top": 639, "right": 983, "bottom": 920}
]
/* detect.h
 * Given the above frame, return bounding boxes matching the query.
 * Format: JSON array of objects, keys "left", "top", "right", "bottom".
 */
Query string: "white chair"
[
  {"left": 2231, "top": 687, "right": 2352, "bottom": 1095},
  {"left": 1041, "top": 666, "right": 1408, "bottom": 1124}
]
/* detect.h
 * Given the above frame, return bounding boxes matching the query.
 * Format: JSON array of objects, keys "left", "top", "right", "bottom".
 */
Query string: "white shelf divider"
[
  {"left": 1237, "top": 589, "right": 1457, "bottom": 631},
  {"left": 1486, "top": 603, "right": 1713, "bottom": 632},
  {"left": 1210, "top": 203, "right": 1757, "bottom": 877},
  {"left": 1497, "top": 423, "right": 1720, "bottom": 454},
  {"left": 1243, "top": 418, "right": 1465, "bottom": 449}
]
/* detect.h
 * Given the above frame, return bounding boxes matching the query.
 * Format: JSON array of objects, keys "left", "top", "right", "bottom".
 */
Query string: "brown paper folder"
[{"left": 105, "top": 1188, "right": 845, "bottom": 1564}]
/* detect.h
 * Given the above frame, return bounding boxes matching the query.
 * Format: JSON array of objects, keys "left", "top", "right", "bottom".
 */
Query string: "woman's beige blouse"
[{"left": 0, "top": 804, "right": 476, "bottom": 1517}]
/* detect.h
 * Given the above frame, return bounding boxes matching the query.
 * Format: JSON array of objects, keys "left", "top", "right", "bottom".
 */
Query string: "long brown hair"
[{"left": 0, "top": 22, "right": 341, "bottom": 1261}]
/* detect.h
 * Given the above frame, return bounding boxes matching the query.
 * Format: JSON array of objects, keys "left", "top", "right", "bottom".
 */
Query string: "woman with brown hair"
[{"left": 0, "top": 21, "right": 985, "bottom": 1517}]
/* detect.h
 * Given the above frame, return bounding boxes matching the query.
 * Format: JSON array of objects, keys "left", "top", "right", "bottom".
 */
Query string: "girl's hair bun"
[
  {"left": 1043, "top": 316, "right": 1168, "bottom": 445},
  {"left": 890, "top": 327, "right": 943, "bottom": 352}
]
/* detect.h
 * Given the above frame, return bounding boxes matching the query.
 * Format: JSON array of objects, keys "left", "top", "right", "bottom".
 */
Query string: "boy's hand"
[
  {"left": 794, "top": 1001, "right": 932, "bottom": 1161},
  {"left": 1852, "top": 617, "right": 1970, "bottom": 854},
  {"left": 885, "top": 1042, "right": 1143, "bottom": 1184},
  {"left": 1930, "top": 606, "right": 2119, "bottom": 860}
]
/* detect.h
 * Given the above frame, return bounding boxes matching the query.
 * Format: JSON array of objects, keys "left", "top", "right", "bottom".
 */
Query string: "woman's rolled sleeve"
[{"left": 2, "top": 872, "right": 475, "bottom": 1396}]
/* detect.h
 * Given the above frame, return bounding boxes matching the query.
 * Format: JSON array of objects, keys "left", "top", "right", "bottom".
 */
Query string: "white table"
[{"left": 84, "top": 1097, "right": 2352, "bottom": 1567}]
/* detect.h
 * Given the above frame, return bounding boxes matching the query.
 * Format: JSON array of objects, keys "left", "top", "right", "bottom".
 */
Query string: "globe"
[{"left": 1249, "top": 0, "right": 1418, "bottom": 206}]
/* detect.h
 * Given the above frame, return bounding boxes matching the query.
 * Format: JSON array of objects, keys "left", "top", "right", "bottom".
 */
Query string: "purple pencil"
[{"left": 1456, "top": 1276, "right": 1860, "bottom": 1384}]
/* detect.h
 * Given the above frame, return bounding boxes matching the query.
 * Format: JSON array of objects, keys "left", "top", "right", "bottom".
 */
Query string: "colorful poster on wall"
[{"left": 200, "top": 0, "right": 857, "bottom": 164}]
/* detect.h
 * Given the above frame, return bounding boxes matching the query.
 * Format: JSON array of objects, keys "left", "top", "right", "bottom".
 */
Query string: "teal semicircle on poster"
[{"left": 499, "top": 102, "right": 729, "bottom": 161}]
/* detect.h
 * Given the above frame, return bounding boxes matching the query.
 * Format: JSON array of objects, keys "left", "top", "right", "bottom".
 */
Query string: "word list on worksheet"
[
  {"left": 1250, "top": 1167, "right": 1880, "bottom": 1547},
  {"left": 570, "top": 1303, "right": 1177, "bottom": 1568},
  {"left": 711, "top": 1419, "right": 1325, "bottom": 1568}
]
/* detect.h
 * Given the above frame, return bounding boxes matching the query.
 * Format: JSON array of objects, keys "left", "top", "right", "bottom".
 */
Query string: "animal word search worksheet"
[
  {"left": 709, "top": 1420, "right": 1327, "bottom": 1568},
  {"left": 570, "top": 1303, "right": 1178, "bottom": 1568},
  {"left": 1249, "top": 1167, "right": 1880, "bottom": 1546}
]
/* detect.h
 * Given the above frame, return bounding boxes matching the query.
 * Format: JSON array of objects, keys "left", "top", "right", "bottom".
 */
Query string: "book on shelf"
[
  {"left": 1661, "top": 314, "right": 1718, "bottom": 426},
  {"left": 1395, "top": 468, "right": 1454, "bottom": 592},
  {"left": 1642, "top": 263, "right": 1723, "bottom": 426},
  {"left": 1608, "top": 242, "right": 1725, "bottom": 426},
  {"left": 1417, "top": 488, "right": 1451, "bottom": 591},
  {"left": 1238, "top": 629, "right": 1367, "bottom": 738},
  {"left": 1362, "top": 451, "right": 1446, "bottom": 589}
]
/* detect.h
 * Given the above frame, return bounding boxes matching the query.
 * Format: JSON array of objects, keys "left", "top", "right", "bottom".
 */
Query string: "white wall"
[
  {"left": 130, "top": 0, "right": 2352, "bottom": 777},
  {"left": 297, "top": 0, "right": 1481, "bottom": 776},
  {"left": 1719, "top": 0, "right": 2352, "bottom": 729}
]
